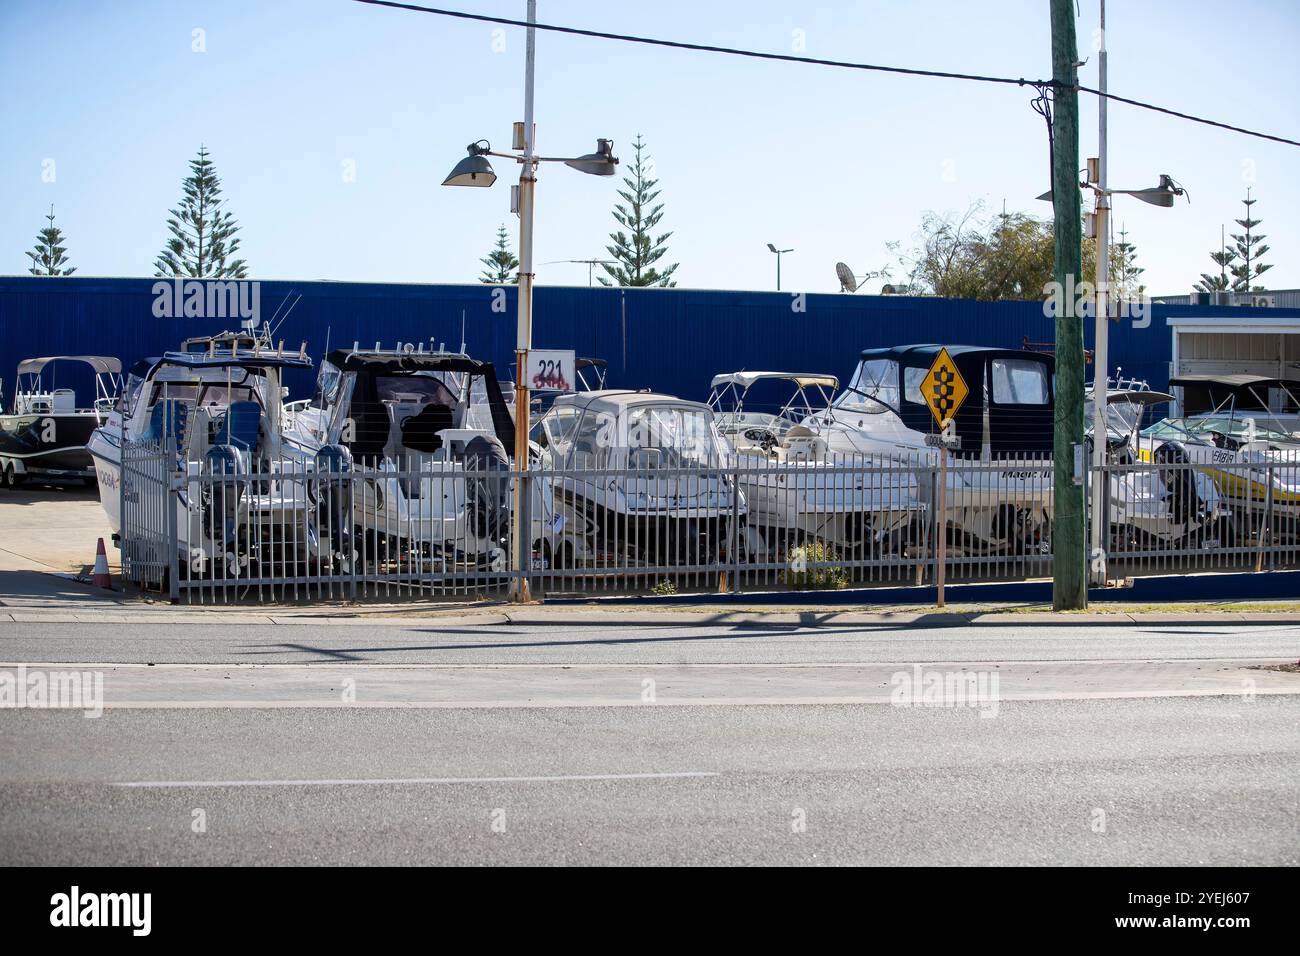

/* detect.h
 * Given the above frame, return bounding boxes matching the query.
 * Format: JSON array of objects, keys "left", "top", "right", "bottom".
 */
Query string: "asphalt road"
[
  {"left": 2, "top": 698, "right": 1297, "bottom": 865},
  {"left": 1, "top": 617, "right": 1297, "bottom": 865},
  {"left": 3, "top": 618, "right": 1300, "bottom": 664}
]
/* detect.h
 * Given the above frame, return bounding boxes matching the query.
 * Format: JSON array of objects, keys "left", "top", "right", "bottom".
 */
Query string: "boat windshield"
[
  {"left": 834, "top": 359, "right": 898, "bottom": 414},
  {"left": 1187, "top": 417, "right": 1297, "bottom": 446},
  {"left": 1086, "top": 399, "right": 1144, "bottom": 439},
  {"left": 626, "top": 406, "right": 721, "bottom": 468}
]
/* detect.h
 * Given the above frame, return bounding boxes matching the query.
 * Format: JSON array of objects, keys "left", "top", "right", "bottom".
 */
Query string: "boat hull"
[{"left": 0, "top": 414, "right": 99, "bottom": 478}]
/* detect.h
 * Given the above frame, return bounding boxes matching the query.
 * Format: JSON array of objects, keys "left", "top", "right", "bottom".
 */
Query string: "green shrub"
[
  {"left": 782, "top": 540, "right": 849, "bottom": 591},
  {"left": 650, "top": 579, "right": 678, "bottom": 596}
]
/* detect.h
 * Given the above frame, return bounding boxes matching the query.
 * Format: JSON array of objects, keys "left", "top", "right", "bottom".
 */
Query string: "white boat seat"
[
  {"left": 51, "top": 389, "right": 76, "bottom": 413},
  {"left": 782, "top": 425, "right": 826, "bottom": 461}
]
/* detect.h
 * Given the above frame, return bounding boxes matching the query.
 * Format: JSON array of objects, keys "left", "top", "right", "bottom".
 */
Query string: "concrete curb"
[{"left": 3, "top": 605, "right": 1299, "bottom": 629}]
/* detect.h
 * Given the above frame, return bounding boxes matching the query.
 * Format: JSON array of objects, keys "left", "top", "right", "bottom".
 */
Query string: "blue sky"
[{"left": 2, "top": 0, "right": 1297, "bottom": 294}]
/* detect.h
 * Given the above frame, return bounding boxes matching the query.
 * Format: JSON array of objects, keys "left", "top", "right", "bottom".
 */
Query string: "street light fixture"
[
  {"left": 442, "top": 0, "right": 617, "bottom": 603},
  {"left": 767, "top": 243, "right": 793, "bottom": 291},
  {"left": 1112, "top": 175, "right": 1185, "bottom": 208},
  {"left": 441, "top": 142, "right": 498, "bottom": 187}
]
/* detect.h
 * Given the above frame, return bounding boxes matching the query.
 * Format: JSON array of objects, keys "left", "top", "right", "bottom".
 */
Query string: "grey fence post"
[
  {"left": 929, "top": 463, "right": 940, "bottom": 587},
  {"left": 1255, "top": 463, "right": 1274, "bottom": 574},
  {"left": 349, "top": 473, "right": 359, "bottom": 601},
  {"left": 118, "top": 441, "right": 127, "bottom": 585},
  {"left": 517, "top": 466, "right": 533, "bottom": 601},
  {"left": 730, "top": 463, "right": 741, "bottom": 594},
  {"left": 166, "top": 431, "right": 179, "bottom": 602}
]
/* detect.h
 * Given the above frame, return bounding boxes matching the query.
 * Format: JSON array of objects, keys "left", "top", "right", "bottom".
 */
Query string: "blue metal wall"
[{"left": 1, "top": 275, "right": 1272, "bottom": 404}]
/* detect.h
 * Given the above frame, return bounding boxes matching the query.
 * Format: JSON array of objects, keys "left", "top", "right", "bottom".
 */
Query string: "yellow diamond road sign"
[{"left": 923, "top": 347, "right": 969, "bottom": 427}]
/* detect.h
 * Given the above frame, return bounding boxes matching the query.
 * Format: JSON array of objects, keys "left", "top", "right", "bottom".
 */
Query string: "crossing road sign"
[{"left": 922, "top": 347, "right": 969, "bottom": 427}]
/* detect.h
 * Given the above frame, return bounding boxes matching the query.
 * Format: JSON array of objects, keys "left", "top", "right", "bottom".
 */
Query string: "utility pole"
[{"left": 1050, "top": 0, "right": 1087, "bottom": 610}]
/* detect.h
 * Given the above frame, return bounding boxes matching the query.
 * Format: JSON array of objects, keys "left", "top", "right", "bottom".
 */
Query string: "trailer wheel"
[{"left": 4, "top": 464, "right": 24, "bottom": 489}]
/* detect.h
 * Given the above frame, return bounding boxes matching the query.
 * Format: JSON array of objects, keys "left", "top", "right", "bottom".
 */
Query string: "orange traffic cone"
[{"left": 92, "top": 537, "right": 112, "bottom": 590}]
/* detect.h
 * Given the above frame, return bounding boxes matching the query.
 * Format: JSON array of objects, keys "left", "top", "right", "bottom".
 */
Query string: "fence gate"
[{"left": 119, "top": 436, "right": 177, "bottom": 596}]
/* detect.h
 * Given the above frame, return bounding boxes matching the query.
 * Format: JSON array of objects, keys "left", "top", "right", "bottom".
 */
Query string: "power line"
[
  {"left": 1074, "top": 83, "right": 1298, "bottom": 148},
  {"left": 354, "top": 0, "right": 1043, "bottom": 86},
  {"left": 352, "top": 0, "right": 1300, "bottom": 149}
]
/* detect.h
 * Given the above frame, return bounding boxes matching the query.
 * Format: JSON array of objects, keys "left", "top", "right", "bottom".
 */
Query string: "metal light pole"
[
  {"left": 1084, "top": 0, "right": 1185, "bottom": 584},
  {"left": 1090, "top": 0, "right": 1110, "bottom": 586},
  {"left": 767, "top": 243, "right": 792, "bottom": 291},
  {"left": 513, "top": 0, "right": 538, "bottom": 603},
  {"left": 441, "top": 0, "right": 617, "bottom": 603}
]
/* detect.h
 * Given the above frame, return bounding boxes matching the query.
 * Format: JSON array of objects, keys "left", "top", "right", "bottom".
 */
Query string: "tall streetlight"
[
  {"left": 767, "top": 243, "right": 793, "bottom": 291},
  {"left": 1084, "top": 0, "right": 1184, "bottom": 586},
  {"left": 442, "top": 0, "right": 617, "bottom": 601}
]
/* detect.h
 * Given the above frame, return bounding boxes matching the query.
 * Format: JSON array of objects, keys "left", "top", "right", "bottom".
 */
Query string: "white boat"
[
  {"left": 87, "top": 343, "right": 318, "bottom": 576},
  {"left": 0, "top": 355, "right": 121, "bottom": 488},
  {"left": 1088, "top": 384, "right": 1231, "bottom": 547},
  {"left": 706, "top": 370, "right": 924, "bottom": 556},
  {"left": 532, "top": 390, "right": 743, "bottom": 566},
  {"left": 1143, "top": 374, "right": 1300, "bottom": 526},
  {"left": 819, "top": 345, "right": 1056, "bottom": 554},
  {"left": 285, "top": 345, "right": 561, "bottom": 568}
]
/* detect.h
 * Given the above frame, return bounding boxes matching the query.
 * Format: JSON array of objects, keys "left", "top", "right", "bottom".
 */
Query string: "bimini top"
[
  {"left": 157, "top": 350, "right": 313, "bottom": 371},
  {"left": 1100, "top": 389, "right": 1174, "bottom": 407},
  {"left": 556, "top": 389, "right": 712, "bottom": 413},
  {"left": 577, "top": 357, "right": 607, "bottom": 370},
  {"left": 326, "top": 349, "right": 491, "bottom": 375},
  {"left": 860, "top": 344, "right": 1053, "bottom": 366},
  {"left": 709, "top": 371, "right": 839, "bottom": 391},
  {"left": 16, "top": 355, "right": 122, "bottom": 376},
  {"left": 1169, "top": 373, "right": 1300, "bottom": 390}
]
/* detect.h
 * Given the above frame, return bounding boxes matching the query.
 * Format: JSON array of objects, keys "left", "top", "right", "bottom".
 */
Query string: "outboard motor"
[
  {"left": 464, "top": 434, "right": 511, "bottom": 548},
  {"left": 311, "top": 444, "right": 354, "bottom": 570},
  {"left": 1154, "top": 441, "right": 1203, "bottom": 526},
  {"left": 201, "top": 444, "right": 250, "bottom": 575}
]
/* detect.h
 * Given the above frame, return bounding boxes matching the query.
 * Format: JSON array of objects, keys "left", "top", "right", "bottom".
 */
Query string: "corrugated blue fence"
[{"left": 0, "top": 275, "right": 1256, "bottom": 403}]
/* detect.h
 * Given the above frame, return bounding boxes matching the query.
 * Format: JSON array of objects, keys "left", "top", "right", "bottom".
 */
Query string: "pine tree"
[
  {"left": 25, "top": 205, "right": 76, "bottom": 276},
  {"left": 1195, "top": 225, "right": 1237, "bottom": 293},
  {"left": 1111, "top": 225, "right": 1144, "bottom": 302},
  {"left": 1228, "top": 188, "right": 1272, "bottom": 292},
  {"left": 479, "top": 224, "right": 519, "bottom": 284},
  {"left": 153, "top": 145, "right": 248, "bottom": 278},
  {"left": 598, "top": 135, "right": 678, "bottom": 287}
]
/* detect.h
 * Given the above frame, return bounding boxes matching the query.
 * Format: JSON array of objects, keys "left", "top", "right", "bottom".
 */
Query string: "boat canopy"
[
  {"left": 16, "top": 355, "right": 122, "bottom": 376},
  {"left": 709, "top": 371, "right": 839, "bottom": 391},
  {"left": 155, "top": 350, "right": 313, "bottom": 371},
  {"left": 850, "top": 344, "right": 1055, "bottom": 456},
  {"left": 1169, "top": 373, "right": 1300, "bottom": 414},
  {"left": 859, "top": 343, "right": 1052, "bottom": 365},
  {"left": 1169, "top": 374, "right": 1300, "bottom": 389},
  {"left": 326, "top": 349, "right": 494, "bottom": 375},
  {"left": 1099, "top": 389, "right": 1174, "bottom": 407},
  {"left": 325, "top": 349, "right": 514, "bottom": 451}
]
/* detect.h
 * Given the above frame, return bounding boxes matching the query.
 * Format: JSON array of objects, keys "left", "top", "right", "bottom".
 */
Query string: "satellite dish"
[{"left": 835, "top": 262, "right": 858, "bottom": 293}]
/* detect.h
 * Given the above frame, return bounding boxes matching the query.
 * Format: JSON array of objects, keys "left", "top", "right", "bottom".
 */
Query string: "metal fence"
[{"left": 117, "top": 441, "right": 1300, "bottom": 604}]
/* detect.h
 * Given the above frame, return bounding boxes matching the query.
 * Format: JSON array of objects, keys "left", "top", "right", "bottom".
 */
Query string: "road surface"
[{"left": 1, "top": 616, "right": 1297, "bottom": 865}]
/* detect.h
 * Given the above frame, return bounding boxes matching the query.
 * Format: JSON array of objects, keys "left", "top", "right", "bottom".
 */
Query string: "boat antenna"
[
  {"left": 460, "top": 309, "right": 467, "bottom": 354},
  {"left": 268, "top": 291, "right": 302, "bottom": 341},
  {"left": 264, "top": 292, "right": 290, "bottom": 334}
]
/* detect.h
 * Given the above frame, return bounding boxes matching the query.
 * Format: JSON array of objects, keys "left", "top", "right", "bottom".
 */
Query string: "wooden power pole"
[{"left": 1050, "top": 0, "right": 1088, "bottom": 610}]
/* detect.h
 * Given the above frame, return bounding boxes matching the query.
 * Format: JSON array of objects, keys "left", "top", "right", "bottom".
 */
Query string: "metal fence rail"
[{"left": 116, "top": 444, "right": 1300, "bottom": 604}]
